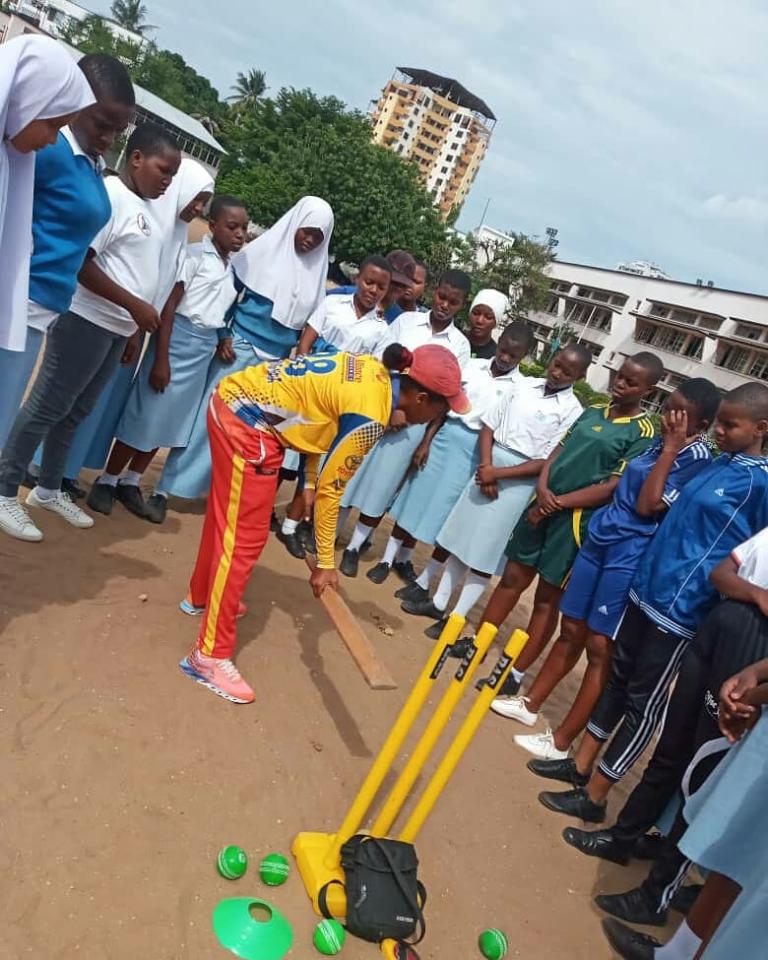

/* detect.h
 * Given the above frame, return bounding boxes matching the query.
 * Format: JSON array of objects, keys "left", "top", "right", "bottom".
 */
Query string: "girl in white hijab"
[
  {"left": 60, "top": 158, "right": 215, "bottom": 485},
  {"left": 0, "top": 35, "right": 95, "bottom": 353},
  {"left": 466, "top": 288, "right": 510, "bottom": 360},
  {"left": 154, "top": 195, "right": 335, "bottom": 501}
]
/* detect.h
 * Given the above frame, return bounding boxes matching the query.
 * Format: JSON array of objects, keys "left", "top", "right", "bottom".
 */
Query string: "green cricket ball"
[
  {"left": 259, "top": 852, "right": 290, "bottom": 886},
  {"left": 216, "top": 845, "right": 248, "bottom": 880},
  {"left": 313, "top": 918, "right": 346, "bottom": 955},
  {"left": 478, "top": 928, "right": 508, "bottom": 960}
]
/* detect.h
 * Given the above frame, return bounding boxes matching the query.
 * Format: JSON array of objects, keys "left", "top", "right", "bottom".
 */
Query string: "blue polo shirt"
[
  {"left": 630, "top": 452, "right": 768, "bottom": 639},
  {"left": 28, "top": 127, "right": 112, "bottom": 315},
  {"left": 589, "top": 437, "right": 712, "bottom": 549}
]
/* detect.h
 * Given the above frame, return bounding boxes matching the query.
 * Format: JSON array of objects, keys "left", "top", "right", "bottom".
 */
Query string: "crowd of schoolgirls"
[{"left": 3, "top": 35, "right": 768, "bottom": 959}]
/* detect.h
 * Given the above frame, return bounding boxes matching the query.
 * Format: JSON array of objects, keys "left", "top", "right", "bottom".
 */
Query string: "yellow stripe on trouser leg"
[{"left": 201, "top": 451, "right": 245, "bottom": 656}]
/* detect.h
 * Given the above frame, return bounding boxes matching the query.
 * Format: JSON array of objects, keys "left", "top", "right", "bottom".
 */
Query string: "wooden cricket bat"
[{"left": 305, "top": 555, "right": 397, "bottom": 690}]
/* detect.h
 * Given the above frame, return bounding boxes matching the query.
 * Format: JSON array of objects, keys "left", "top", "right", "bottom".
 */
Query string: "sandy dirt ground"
[{"left": 0, "top": 467, "right": 683, "bottom": 960}]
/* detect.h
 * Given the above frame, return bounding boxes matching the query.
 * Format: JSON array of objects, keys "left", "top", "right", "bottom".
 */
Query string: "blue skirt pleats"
[
  {"left": 116, "top": 315, "right": 218, "bottom": 452},
  {"left": 0, "top": 328, "right": 44, "bottom": 449},
  {"left": 390, "top": 419, "right": 479, "bottom": 545},
  {"left": 436, "top": 445, "right": 534, "bottom": 575},
  {"left": 340, "top": 422, "right": 427, "bottom": 517}
]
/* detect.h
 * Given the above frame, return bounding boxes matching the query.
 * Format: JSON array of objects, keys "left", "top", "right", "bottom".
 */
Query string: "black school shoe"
[
  {"left": 424, "top": 617, "right": 448, "bottom": 640},
  {"left": 528, "top": 757, "right": 590, "bottom": 788},
  {"left": 400, "top": 597, "right": 445, "bottom": 620},
  {"left": 367, "top": 561, "right": 391, "bottom": 584},
  {"left": 340, "top": 549, "right": 360, "bottom": 578},
  {"left": 116, "top": 482, "right": 147, "bottom": 518},
  {"left": 87, "top": 481, "right": 117, "bottom": 516},
  {"left": 601, "top": 919, "right": 660, "bottom": 960},
  {"left": 562, "top": 827, "right": 632, "bottom": 865},
  {"left": 61, "top": 477, "right": 86, "bottom": 501},
  {"left": 393, "top": 559, "right": 416, "bottom": 583},
  {"left": 395, "top": 581, "right": 428, "bottom": 603},
  {"left": 475, "top": 671, "right": 521, "bottom": 695},
  {"left": 297, "top": 520, "right": 316, "bottom": 554},
  {"left": 538, "top": 786, "right": 607, "bottom": 823},
  {"left": 670, "top": 883, "right": 702, "bottom": 915},
  {"left": 595, "top": 886, "right": 668, "bottom": 927},
  {"left": 277, "top": 527, "right": 306, "bottom": 559},
  {"left": 144, "top": 493, "right": 168, "bottom": 525}
]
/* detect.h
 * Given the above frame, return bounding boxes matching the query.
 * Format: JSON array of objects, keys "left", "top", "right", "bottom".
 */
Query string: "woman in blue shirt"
[{"left": 0, "top": 54, "right": 135, "bottom": 465}]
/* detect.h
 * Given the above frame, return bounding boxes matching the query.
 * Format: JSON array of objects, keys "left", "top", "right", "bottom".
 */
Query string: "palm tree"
[
  {"left": 110, "top": 0, "right": 156, "bottom": 35},
  {"left": 228, "top": 69, "right": 268, "bottom": 110}
]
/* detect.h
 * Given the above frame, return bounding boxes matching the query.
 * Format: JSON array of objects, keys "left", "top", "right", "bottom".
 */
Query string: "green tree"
[
  {"left": 446, "top": 230, "right": 554, "bottom": 320},
  {"left": 61, "top": 14, "right": 144, "bottom": 69},
  {"left": 228, "top": 69, "right": 268, "bottom": 111},
  {"left": 110, "top": 0, "right": 156, "bottom": 35},
  {"left": 218, "top": 88, "right": 448, "bottom": 264}
]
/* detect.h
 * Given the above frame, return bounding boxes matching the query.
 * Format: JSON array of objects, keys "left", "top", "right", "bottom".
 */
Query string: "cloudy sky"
[{"left": 94, "top": 0, "right": 768, "bottom": 292}]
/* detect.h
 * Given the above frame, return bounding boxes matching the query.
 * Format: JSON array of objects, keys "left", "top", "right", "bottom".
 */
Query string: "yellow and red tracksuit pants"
[{"left": 189, "top": 394, "right": 284, "bottom": 660}]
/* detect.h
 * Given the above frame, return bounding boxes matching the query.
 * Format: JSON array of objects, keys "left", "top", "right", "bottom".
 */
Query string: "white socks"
[
  {"left": 397, "top": 545, "right": 413, "bottom": 564},
  {"left": 98, "top": 472, "right": 120, "bottom": 487},
  {"left": 347, "top": 521, "right": 372, "bottom": 554},
  {"left": 382, "top": 535, "right": 402, "bottom": 567},
  {"left": 282, "top": 518, "right": 299, "bottom": 535},
  {"left": 432, "top": 554, "right": 467, "bottom": 612},
  {"left": 655, "top": 921, "right": 701, "bottom": 960},
  {"left": 33, "top": 486, "right": 58, "bottom": 501},
  {"left": 453, "top": 572, "right": 489, "bottom": 618},
  {"left": 511, "top": 667, "right": 525, "bottom": 683},
  {"left": 416, "top": 557, "right": 446, "bottom": 590}
]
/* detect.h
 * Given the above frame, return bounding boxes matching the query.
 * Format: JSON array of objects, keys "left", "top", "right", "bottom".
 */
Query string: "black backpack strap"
[
  {"left": 318, "top": 879, "right": 345, "bottom": 921},
  {"left": 366, "top": 839, "right": 426, "bottom": 945}
]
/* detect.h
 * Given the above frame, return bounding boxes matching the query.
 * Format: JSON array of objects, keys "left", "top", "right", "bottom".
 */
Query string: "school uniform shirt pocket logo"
[
  {"left": 714, "top": 488, "right": 724, "bottom": 497},
  {"left": 136, "top": 212, "right": 151, "bottom": 236}
]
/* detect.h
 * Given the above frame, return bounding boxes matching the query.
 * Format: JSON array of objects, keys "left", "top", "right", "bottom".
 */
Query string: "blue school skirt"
[
  {"left": 340, "top": 422, "right": 427, "bottom": 518},
  {"left": 0, "top": 328, "right": 44, "bottom": 449},
  {"left": 436, "top": 445, "right": 535, "bottom": 575},
  {"left": 156, "top": 335, "right": 278, "bottom": 499},
  {"left": 678, "top": 710, "right": 768, "bottom": 958},
  {"left": 116, "top": 315, "right": 218, "bottom": 452},
  {"left": 389, "top": 419, "right": 479, "bottom": 545}
]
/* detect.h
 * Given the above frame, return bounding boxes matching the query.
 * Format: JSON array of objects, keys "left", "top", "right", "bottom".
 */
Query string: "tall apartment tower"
[{"left": 372, "top": 68, "right": 495, "bottom": 217}]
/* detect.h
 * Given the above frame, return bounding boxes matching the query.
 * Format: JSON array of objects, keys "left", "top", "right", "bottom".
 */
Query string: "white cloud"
[{"left": 701, "top": 194, "right": 768, "bottom": 223}]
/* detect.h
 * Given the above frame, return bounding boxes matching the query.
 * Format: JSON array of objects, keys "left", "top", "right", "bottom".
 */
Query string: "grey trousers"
[{"left": 0, "top": 311, "right": 126, "bottom": 496}]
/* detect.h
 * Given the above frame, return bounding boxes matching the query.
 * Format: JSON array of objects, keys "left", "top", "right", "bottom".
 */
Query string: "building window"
[
  {"left": 446, "top": 154, "right": 453, "bottom": 162},
  {"left": 735, "top": 322, "right": 763, "bottom": 340},
  {"left": 697, "top": 315, "right": 722, "bottom": 331},
  {"left": 749, "top": 354, "right": 768, "bottom": 380},
  {"left": 545, "top": 295, "right": 559, "bottom": 315},
  {"left": 435, "top": 178, "right": 443, "bottom": 186},
  {"left": 718, "top": 345, "right": 752, "bottom": 373},
  {"left": 683, "top": 337, "right": 703, "bottom": 359},
  {"left": 408, "top": 120, "right": 414, "bottom": 128}
]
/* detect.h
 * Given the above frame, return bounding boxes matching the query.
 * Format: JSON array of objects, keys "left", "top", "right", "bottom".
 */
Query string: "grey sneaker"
[{"left": 27, "top": 489, "right": 94, "bottom": 528}]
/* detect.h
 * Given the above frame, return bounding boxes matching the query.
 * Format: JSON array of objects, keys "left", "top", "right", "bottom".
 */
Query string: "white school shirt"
[
  {"left": 27, "top": 127, "right": 107, "bottom": 335},
  {"left": 732, "top": 526, "right": 768, "bottom": 591},
  {"left": 70, "top": 177, "right": 165, "bottom": 337},
  {"left": 308, "top": 292, "right": 389, "bottom": 355},
  {"left": 177, "top": 235, "right": 237, "bottom": 330},
  {"left": 482, "top": 376, "right": 583, "bottom": 460},
  {"left": 449, "top": 358, "right": 521, "bottom": 430},
  {"left": 379, "top": 309, "right": 472, "bottom": 369}
]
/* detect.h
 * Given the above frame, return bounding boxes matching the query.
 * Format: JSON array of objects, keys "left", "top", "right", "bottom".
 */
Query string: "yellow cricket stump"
[
  {"left": 399, "top": 629, "right": 528, "bottom": 842},
  {"left": 292, "top": 613, "right": 467, "bottom": 917},
  {"left": 369, "top": 621, "right": 498, "bottom": 836}
]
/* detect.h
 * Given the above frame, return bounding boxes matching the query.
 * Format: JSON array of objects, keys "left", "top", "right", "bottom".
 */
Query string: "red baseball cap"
[{"left": 405, "top": 345, "right": 470, "bottom": 414}]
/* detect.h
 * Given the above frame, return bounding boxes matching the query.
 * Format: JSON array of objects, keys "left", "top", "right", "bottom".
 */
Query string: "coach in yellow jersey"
[{"left": 178, "top": 343, "right": 469, "bottom": 704}]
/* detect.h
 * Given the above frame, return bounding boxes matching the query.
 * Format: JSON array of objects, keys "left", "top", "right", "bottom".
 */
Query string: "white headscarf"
[
  {"left": 0, "top": 36, "right": 95, "bottom": 351},
  {"left": 151, "top": 157, "right": 214, "bottom": 310},
  {"left": 231, "top": 195, "right": 334, "bottom": 330},
  {"left": 470, "top": 289, "right": 510, "bottom": 329}
]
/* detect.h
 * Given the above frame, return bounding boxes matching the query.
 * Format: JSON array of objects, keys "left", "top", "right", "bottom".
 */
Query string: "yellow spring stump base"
[{"left": 291, "top": 831, "right": 347, "bottom": 918}]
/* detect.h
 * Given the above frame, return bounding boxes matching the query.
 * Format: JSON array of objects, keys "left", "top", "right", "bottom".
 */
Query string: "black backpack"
[{"left": 319, "top": 835, "right": 427, "bottom": 944}]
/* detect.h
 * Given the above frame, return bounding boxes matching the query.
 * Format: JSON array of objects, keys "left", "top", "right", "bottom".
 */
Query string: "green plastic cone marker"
[
  {"left": 478, "top": 928, "right": 508, "bottom": 960},
  {"left": 217, "top": 846, "right": 248, "bottom": 880},
  {"left": 212, "top": 898, "right": 293, "bottom": 960},
  {"left": 259, "top": 853, "right": 290, "bottom": 886},
  {"left": 313, "top": 918, "right": 346, "bottom": 955}
]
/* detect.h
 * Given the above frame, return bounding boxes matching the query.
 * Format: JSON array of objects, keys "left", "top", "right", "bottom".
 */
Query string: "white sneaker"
[
  {"left": 27, "top": 489, "right": 94, "bottom": 528},
  {"left": 0, "top": 496, "right": 43, "bottom": 541},
  {"left": 490, "top": 694, "right": 539, "bottom": 726},
  {"left": 514, "top": 728, "right": 569, "bottom": 760}
]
